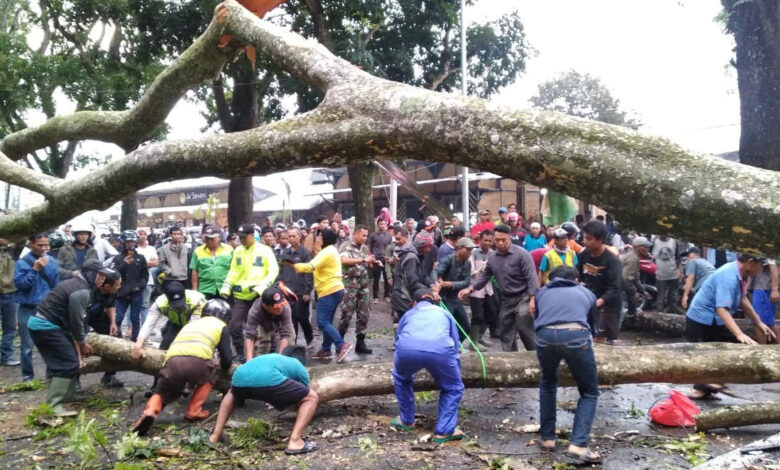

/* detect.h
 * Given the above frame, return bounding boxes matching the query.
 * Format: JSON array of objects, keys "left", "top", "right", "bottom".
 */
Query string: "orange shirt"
[{"left": 547, "top": 239, "right": 584, "bottom": 253}]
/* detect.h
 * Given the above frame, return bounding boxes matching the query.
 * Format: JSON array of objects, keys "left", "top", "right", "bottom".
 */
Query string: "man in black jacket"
[
  {"left": 111, "top": 230, "right": 149, "bottom": 342},
  {"left": 279, "top": 227, "right": 314, "bottom": 347},
  {"left": 391, "top": 229, "right": 435, "bottom": 322}
]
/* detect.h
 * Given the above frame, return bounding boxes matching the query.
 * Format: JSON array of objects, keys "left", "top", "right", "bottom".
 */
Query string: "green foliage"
[
  {"left": 113, "top": 432, "right": 154, "bottom": 461},
  {"left": 113, "top": 463, "right": 152, "bottom": 470},
  {"left": 657, "top": 433, "right": 710, "bottom": 466},
  {"left": 25, "top": 403, "right": 55, "bottom": 427},
  {"left": 183, "top": 426, "right": 211, "bottom": 454},
  {"left": 102, "top": 408, "right": 122, "bottom": 428},
  {"left": 2, "top": 379, "right": 46, "bottom": 393},
  {"left": 551, "top": 463, "right": 576, "bottom": 470},
  {"left": 458, "top": 407, "right": 475, "bottom": 417},
  {"left": 530, "top": 69, "right": 642, "bottom": 129},
  {"left": 358, "top": 436, "right": 378, "bottom": 454},
  {"left": 65, "top": 410, "right": 107, "bottom": 469},
  {"left": 626, "top": 401, "right": 645, "bottom": 418},
  {"left": 230, "top": 417, "right": 276, "bottom": 450},
  {"left": 489, "top": 457, "right": 510, "bottom": 470},
  {"left": 84, "top": 396, "right": 123, "bottom": 411},
  {"left": 415, "top": 390, "right": 436, "bottom": 402}
]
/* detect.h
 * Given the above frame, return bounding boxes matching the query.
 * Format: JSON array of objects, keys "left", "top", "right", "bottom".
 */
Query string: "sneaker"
[
  {"left": 312, "top": 350, "right": 332, "bottom": 360},
  {"left": 336, "top": 342, "right": 353, "bottom": 363},
  {"left": 2, "top": 360, "right": 20, "bottom": 366},
  {"left": 22, "top": 375, "right": 34, "bottom": 382},
  {"left": 373, "top": 298, "right": 379, "bottom": 305}
]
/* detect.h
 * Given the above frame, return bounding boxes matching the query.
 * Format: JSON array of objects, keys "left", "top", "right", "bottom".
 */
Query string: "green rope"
[{"left": 438, "top": 301, "right": 488, "bottom": 386}]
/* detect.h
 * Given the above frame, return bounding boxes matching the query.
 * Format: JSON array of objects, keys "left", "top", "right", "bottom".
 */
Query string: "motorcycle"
[{"left": 636, "top": 256, "right": 658, "bottom": 312}]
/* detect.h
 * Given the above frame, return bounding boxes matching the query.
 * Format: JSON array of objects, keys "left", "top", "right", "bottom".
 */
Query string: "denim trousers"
[
  {"left": 535, "top": 327, "right": 599, "bottom": 447},
  {"left": 317, "top": 289, "right": 345, "bottom": 352},
  {"left": 17, "top": 305, "right": 36, "bottom": 379},
  {"left": 0, "top": 293, "right": 18, "bottom": 363},
  {"left": 115, "top": 291, "right": 144, "bottom": 342}
]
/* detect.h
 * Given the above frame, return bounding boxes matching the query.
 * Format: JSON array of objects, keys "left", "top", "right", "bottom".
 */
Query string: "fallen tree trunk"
[
  {"left": 82, "top": 333, "right": 780, "bottom": 403},
  {"left": 624, "top": 311, "right": 756, "bottom": 340},
  {"left": 692, "top": 432, "right": 780, "bottom": 470},
  {"left": 695, "top": 402, "right": 780, "bottom": 431}
]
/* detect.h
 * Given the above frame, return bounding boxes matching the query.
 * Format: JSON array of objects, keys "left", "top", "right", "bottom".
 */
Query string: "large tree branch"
[
  {"left": 0, "top": 0, "right": 777, "bottom": 256},
  {"left": 0, "top": 151, "right": 61, "bottom": 197}
]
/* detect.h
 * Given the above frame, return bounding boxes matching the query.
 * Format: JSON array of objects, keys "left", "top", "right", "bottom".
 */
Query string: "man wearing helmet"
[
  {"left": 132, "top": 299, "right": 232, "bottom": 436},
  {"left": 548, "top": 222, "right": 584, "bottom": 253},
  {"left": 47, "top": 232, "right": 66, "bottom": 258},
  {"left": 56, "top": 222, "right": 98, "bottom": 280},
  {"left": 111, "top": 231, "right": 149, "bottom": 342}
]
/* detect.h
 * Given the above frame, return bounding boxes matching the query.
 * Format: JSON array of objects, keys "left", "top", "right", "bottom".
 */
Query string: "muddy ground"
[{"left": 1, "top": 301, "right": 779, "bottom": 469}]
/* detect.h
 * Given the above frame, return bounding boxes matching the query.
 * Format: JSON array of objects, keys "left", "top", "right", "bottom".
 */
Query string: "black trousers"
[
  {"left": 30, "top": 328, "right": 79, "bottom": 378},
  {"left": 371, "top": 259, "right": 389, "bottom": 299},
  {"left": 469, "top": 295, "right": 497, "bottom": 329},
  {"left": 685, "top": 317, "right": 737, "bottom": 392},
  {"left": 291, "top": 298, "right": 313, "bottom": 345},
  {"left": 229, "top": 298, "right": 254, "bottom": 358},
  {"left": 159, "top": 322, "right": 181, "bottom": 350}
]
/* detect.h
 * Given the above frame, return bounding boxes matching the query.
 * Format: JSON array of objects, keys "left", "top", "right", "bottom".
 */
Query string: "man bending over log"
[
  {"left": 686, "top": 253, "right": 776, "bottom": 400},
  {"left": 209, "top": 345, "right": 319, "bottom": 455}
]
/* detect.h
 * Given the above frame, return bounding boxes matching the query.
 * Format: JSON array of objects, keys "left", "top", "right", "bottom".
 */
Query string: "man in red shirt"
[{"left": 470, "top": 210, "right": 495, "bottom": 238}]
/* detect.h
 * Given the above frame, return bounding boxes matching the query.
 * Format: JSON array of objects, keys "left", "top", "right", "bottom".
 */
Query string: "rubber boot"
[
  {"left": 478, "top": 324, "right": 493, "bottom": 347},
  {"left": 48, "top": 377, "right": 78, "bottom": 417},
  {"left": 184, "top": 383, "right": 212, "bottom": 421},
  {"left": 133, "top": 394, "right": 163, "bottom": 436},
  {"left": 355, "top": 334, "right": 372, "bottom": 354},
  {"left": 101, "top": 372, "right": 124, "bottom": 388},
  {"left": 467, "top": 329, "right": 483, "bottom": 352}
]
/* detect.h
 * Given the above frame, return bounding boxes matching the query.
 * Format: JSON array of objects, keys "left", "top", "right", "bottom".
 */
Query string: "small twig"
[
  {"left": 410, "top": 445, "right": 437, "bottom": 452},
  {"left": 196, "top": 412, "right": 218, "bottom": 428},
  {"left": 5, "top": 434, "right": 36, "bottom": 441},
  {"left": 207, "top": 442, "right": 247, "bottom": 470}
]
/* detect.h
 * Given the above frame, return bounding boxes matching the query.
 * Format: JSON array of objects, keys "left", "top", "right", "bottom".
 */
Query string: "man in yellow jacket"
[
  {"left": 220, "top": 223, "right": 279, "bottom": 363},
  {"left": 132, "top": 299, "right": 233, "bottom": 436},
  {"left": 539, "top": 229, "right": 579, "bottom": 286}
]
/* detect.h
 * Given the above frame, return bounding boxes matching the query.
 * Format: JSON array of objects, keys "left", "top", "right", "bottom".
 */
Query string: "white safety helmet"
[{"left": 70, "top": 221, "right": 93, "bottom": 236}]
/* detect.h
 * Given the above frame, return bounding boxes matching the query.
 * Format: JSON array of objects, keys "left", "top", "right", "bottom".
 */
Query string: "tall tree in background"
[
  {"left": 530, "top": 69, "right": 641, "bottom": 128},
  {"left": 721, "top": 0, "right": 779, "bottom": 171}
]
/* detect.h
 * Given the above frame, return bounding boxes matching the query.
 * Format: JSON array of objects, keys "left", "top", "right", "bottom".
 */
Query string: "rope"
[{"left": 438, "top": 301, "right": 487, "bottom": 386}]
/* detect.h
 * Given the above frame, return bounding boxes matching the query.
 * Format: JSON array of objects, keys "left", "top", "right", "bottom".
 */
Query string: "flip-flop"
[
  {"left": 564, "top": 448, "right": 602, "bottom": 464},
  {"left": 392, "top": 417, "right": 416, "bottom": 432},
  {"left": 285, "top": 439, "right": 318, "bottom": 455},
  {"left": 433, "top": 428, "right": 465, "bottom": 443}
]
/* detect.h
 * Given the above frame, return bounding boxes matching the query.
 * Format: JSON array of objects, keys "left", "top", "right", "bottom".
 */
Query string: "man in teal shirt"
[{"left": 209, "top": 345, "right": 319, "bottom": 455}]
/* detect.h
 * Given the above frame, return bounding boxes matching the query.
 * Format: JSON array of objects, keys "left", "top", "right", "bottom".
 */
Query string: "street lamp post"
[{"left": 460, "top": 0, "right": 470, "bottom": 230}]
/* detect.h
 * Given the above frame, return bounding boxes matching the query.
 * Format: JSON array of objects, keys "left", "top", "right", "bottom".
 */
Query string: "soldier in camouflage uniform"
[{"left": 339, "top": 225, "right": 380, "bottom": 354}]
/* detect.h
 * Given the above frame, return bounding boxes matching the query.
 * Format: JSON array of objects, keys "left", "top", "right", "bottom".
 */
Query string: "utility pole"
[{"left": 460, "top": 0, "right": 470, "bottom": 230}]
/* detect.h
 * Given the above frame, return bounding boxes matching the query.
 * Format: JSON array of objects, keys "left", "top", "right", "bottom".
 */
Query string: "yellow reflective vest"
[
  {"left": 542, "top": 249, "right": 577, "bottom": 284},
  {"left": 220, "top": 241, "right": 279, "bottom": 301},
  {"left": 154, "top": 290, "right": 206, "bottom": 327},
  {"left": 164, "top": 316, "right": 226, "bottom": 365}
]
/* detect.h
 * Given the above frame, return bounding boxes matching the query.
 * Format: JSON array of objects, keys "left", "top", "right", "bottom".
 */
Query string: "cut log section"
[
  {"left": 695, "top": 402, "right": 780, "bottom": 431},
  {"left": 624, "top": 311, "right": 755, "bottom": 340},
  {"left": 81, "top": 333, "right": 780, "bottom": 403}
]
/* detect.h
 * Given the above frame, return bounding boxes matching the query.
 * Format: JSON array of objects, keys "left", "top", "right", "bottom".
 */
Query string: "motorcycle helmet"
[
  {"left": 71, "top": 221, "right": 93, "bottom": 237},
  {"left": 561, "top": 222, "right": 580, "bottom": 236},
  {"left": 48, "top": 232, "right": 66, "bottom": 250},
  {"left": 120, "top": 230, "right": 139, "bottom": 243},
  {"left": 201, "top": 299, "right": 231, "bottom": 322}
]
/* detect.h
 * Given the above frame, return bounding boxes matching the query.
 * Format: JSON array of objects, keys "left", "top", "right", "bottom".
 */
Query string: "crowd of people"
[{"left": 0, "top": 203, "right": 776, "bottom": 460}]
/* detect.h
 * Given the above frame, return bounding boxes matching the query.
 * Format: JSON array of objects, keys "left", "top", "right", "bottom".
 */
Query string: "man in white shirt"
[{"left": 136, "top": 230, "right": 159, "bottom": 326}]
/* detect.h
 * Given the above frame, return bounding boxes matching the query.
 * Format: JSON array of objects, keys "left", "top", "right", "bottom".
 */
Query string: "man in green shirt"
[{"left": 190, "top": 225, "right": 233, "bottom": 300}]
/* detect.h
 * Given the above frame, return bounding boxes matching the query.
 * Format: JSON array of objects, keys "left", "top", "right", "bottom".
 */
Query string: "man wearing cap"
[
  {"left": 621, "top": 237, "right": 652, "bottom": 317},
  {"left": 523, "top": 223, "right": 547, "bottom": 251},
  {"left": 436, "top": 238, "right": 476, "bottom": 347},
  {"left": 747, "top": 259, "right": 779, "bottom": 344},
  {"left": 681, "top": 247, "right": 715, "bottom": 310},
  {"left": 391, "top": 229, "right": 434, "bottom": 321},
  {"left": 220, "top": 223, "right": 279, "bottom": 363},
  {"left": 369, "top": 218, "right": 392, "bottom": 304},
  {"left": 470, "top": 209, "right": 495, "bottom": 239},
  {"left": 458, "top": 224, "right": 538, "bottom": 352},
  {"left": 539, "top": 229, "right": 579, "bottom": 286},
  {"left": 339, "top": 225, "right": 378, "bottom": 354},
  {"left": 244, "top": 286, "right": 295, "bottom": 359},
  {"left": 418, "top": 220, "right": 439, "bottom": 283},
  {"left": 507, "top": 212, "right": 528, "bottom": 246},
  {"left": 190, "top": 225, "right": 233, "bottom": 300},
  {"left": 686, "top": 254, "right": 776, "bottom": 399},
  {"left": 495, "top": 207, "right": 509, "bottom": 225},
  {"left": 392, "top": 289, "right": 465, "bottom": 443},
  {"left": 438, "top": 226, "right": 465, "bottom": 264},
  {"left": 28, "top": 260, "right": 120, "bottom": 416}
]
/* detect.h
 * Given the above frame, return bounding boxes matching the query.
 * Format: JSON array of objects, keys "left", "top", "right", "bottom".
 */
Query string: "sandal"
[
  {"left": 564, "top": 447, "right": 601, "bottom": 463},
  {"left": 433, "top": 428, "right": 465, "bottom": 443},
  {"left": 537, "top": 440, "right": 556, "bottom": 452},
  {"left": 285, "top": 439, "right": 318, "bottom": 455},
  {"left": 392, "top": 417, "right": 416, "bottom": 432}
]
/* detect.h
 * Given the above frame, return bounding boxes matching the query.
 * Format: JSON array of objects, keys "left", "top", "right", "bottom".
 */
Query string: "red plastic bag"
[{"left": 649, "top": 390, "right": 701, "bottom": 427}]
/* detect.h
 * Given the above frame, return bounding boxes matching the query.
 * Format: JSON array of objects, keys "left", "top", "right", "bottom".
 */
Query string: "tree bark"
[
  {"left": 347, "top": 163, "right": 375, "bottom": 231},
  {"left": 120, "top": 195, "right": 137, "bottom": 231},
  {"left": 81, "top": 333, "right": 780, "bottom": 403},
  {"left": 722, "top": 0, "right": 780, "bottom": 171},
  {"left": 0, "top": 1, "right": 778, "bottom": 256},
  {"left": 695, "top": 402, "right": 780, "bottom": 431},
  {"left": 226, "top": 63, "right": 258, "bottom": 232},
  {"left": 692, "top": 432, "right": 780, "bottom": 469},
  {"left": 623, "top": 311, "right": 756, "bottom": 340}
]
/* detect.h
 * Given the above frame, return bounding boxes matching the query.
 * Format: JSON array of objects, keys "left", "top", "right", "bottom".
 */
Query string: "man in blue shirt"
[
  {"left": 685, "top": 253, "right": 775, "bottom": 399},
  {"left": 209, "top": 345, "right": 319, "bottom": 455},
  {"left": 680, "top": 247, "right": 716, "bottom": 310},
  {"left": 392, "top": 289, "right": 465, "bottom": 443},
  {"left": 14, "top": 233, "right": 59, "bottom": 382}
]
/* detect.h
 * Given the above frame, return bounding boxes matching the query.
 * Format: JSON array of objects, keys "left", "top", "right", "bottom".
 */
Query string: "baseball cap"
[
  {"left": 137, "top": 229, "right": 147, "bottom": 236},
  {"left": 236, "top": 223, "right": 255, "bottom": 237},
  {"left": 507, "top": 212, "right": 519, "bottom": 222},
  {"left": 414, "top": 230, "right": 434, "bottom": 248},
  {"left": 680, "top": 246, "right": 702, "bottom": 257},
  {"left": 163, "top": 281, "right": 186, "bottom": 310},
  {"left": 422, "top": 219, "right": 434, "bottom": 231},
  {"left": 498, "top": 207, "right": 507, "bottom": 213},
  {"left": 479, "top": 209, "right": 491, "bottom": 216},
  {"left": 447, "top": 226, "right": 466, "bottom": 239},
  {"left": 202, "top": 225, "right": 221, "bottom": 238},
  {"left": 80, "top": 259, "right": 117, "bottom": 276},
  {"left": 553, "top": 228, "right": 568, "bottom": 239},
  {"left": 456, "top": 237, "right": 476, "bottom": 249},
  {"left": 631, "top": 236, "right": 653, "bottom": 248},
  {"left": 261, "top": 286, "right": 286, "bottom": 308}
]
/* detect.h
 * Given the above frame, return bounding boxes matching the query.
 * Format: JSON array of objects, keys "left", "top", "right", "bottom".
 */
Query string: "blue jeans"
[
  {"left": 140, "top": 285, "right": 153, "bottom": 327},
  {"left": 535, "top": 327, "right": 599, "bottom": 447},
  {"left": 17, "top": 305, "right": 36, "bottom": 379},
  {"left": 316, "top": 289, "right": 345, "bottom": 352},
  {"left": 115, "top": 292, "right": 144, "bottom": 342},
  {"left": 393, "top": 348, "right": 464, "bottom": 435},
  {"left": 0, "top": 293, "right": 18, "bottom": 363}
]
